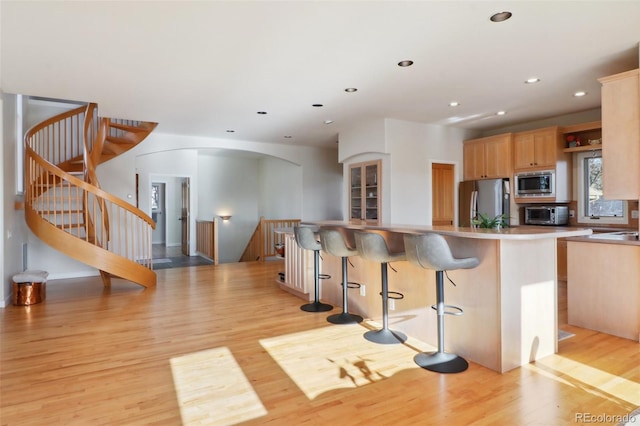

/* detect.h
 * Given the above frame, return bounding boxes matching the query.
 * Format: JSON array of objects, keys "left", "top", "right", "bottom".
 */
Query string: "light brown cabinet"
[
  {"left": 350, "top": 160, "right": 381, "bottom": 222},
  {"left": 462, "top": 134, "right": 512, "bottom": 180},
  {"left": 513, "top": 127, "right": 560, "bottom": 171},
  {"left": 568, "top": 240, "right": 640, "bottom": 341},
  {"left": 512, "top": 126, "right": 572, "bottom": 203},
  {"left": 557, "top": 238, "right": 567, "bottom": 281},
  {"left": 599, "top": 69, "right": 640, "bottom": 200}
]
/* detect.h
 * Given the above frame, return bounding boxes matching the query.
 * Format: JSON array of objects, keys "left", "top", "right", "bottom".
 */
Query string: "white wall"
[
  {"left": 338, "top": 118, "right": 478, "bottom": 225},
  {"left": 386, "top": 119, "right": 478, "bottom": 225},
  {"left": 338, "top": 118, "right": 386, "bottom": 164},
  {"left": 197, "top": 154, "right": 260, "bottom": 263},
  {"left": 2, "top": 93, "right": 30, "bottom": 306},
  {"left": 258, "top": 156, "right": 303, "bottom": 220}
]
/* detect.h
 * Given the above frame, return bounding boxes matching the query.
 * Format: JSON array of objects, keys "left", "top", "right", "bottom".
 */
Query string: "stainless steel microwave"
[
  {"left": 525, "top": 205, "right": 568, "bottom": 225},
  {"left": 514, "top": 170, "right": 555, "bottom": 198}
]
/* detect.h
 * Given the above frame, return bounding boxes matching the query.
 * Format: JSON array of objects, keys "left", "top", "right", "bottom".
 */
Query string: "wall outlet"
[
  {"left": 389, "top": 298, "right": 395, "bottom": 311},
  {"left": 359, "top": 284, "right": 366, "bottom": 296},
  {"left": 569, "top": 210, "right": 575, "bottom": 218},
  {"left": 632, "top": 210, "right": 639, "bottom": 219}
]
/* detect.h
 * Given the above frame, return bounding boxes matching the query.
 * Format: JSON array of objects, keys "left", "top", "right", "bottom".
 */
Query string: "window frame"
[{"left": 576, "top": 151, "right": 627, "bottom": 225}]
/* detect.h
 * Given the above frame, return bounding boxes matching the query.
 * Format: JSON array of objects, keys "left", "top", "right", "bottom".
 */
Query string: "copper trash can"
[{"left": 12, "top": 270, "right": 49, "bottom": 306}]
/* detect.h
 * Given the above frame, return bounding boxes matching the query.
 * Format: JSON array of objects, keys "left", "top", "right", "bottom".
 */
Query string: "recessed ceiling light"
[
  {"left": 525, "top": 78, "right": 540, "bottom": 84},
  {"left": 398, "top": 60, "right": 414, "bottom": 67},
  {"left": 324, "top": 120, "right": 334, "bottom": 125},
  {"left": 574, "top": 91, "right": 587, "bottom": 97},
  {"left": 496, "top": 110, "right": 507, "bottom": 116},
  {"left": 257, "top": 111, "right": 267, "bottom": 114},
  {"left": 312, "top": 103, "right": 323, "bottom": 107},
  {"left": 345, "top": 88, "right": 358, "bottom": 93},
  {"left": 226, "top": 130, "right": 235, "bottom": 133},
  {"left": 449, "top": 101, "right": 460, "bottom": 107},
  {"left": 490, "top": 11, "right": 512, "bottom": 22}
]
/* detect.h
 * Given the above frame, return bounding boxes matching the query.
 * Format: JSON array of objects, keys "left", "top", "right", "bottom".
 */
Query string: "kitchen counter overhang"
[
  {"left": 300, "top": 221, "right": 591, "bottom": 373},
  {"left": 303, "top": 221, "right": 592, "bottom": 240}
]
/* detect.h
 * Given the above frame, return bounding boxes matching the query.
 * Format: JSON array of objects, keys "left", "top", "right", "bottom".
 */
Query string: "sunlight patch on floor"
[
  {"left": 260, "top": 321, "right": 433, "bottom": 400},
  {"left": 526, "top": 355, "right": 640, "bottom": 406},
  {"left": 170, "top": 347, "right": 267, "bottom": 425}
]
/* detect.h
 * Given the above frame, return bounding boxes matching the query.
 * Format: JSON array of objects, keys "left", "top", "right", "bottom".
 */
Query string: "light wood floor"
[{"left": 1, "top": 261, "right": 638, "bottom": 425}]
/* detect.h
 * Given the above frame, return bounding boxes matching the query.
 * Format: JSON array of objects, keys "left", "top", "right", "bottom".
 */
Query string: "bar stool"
[
  {"left": 403, "top": 233, "right": 479, "bottom": 373},
  {"left": 319, "top": 229, "right": 364, "bottom": 325},
  {"left": 354, "top": 231, "right": 407, "bottom": 344},
  {"left": 294, "top": 226, "right": 333, "bottom": 313}
]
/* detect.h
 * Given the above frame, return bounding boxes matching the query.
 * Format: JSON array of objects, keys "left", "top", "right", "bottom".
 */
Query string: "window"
[
  {"left": 576, "top": 151, "right": 627, "bottom": 225},
  {"left": 151, "top": 184, "right": 160, "bottom": 211}
]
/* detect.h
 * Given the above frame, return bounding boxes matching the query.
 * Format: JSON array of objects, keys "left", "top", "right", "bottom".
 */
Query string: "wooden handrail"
[{"left": 239, "top": 216, "right": 300, "bottom": 262}]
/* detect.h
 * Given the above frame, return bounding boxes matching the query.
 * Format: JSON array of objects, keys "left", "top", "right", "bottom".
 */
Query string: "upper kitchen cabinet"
[
  {"left": 513, "top": 127, "right": 562, "bottom": 171},
  {"left": 598, "top": 69, "right": 640, "bottom": 200},
  {"left": 349, "top": 160, "right": 381, "bottom": 223},
  {"left": 463, "top": 133, "right": 512, "bottom": 180}
]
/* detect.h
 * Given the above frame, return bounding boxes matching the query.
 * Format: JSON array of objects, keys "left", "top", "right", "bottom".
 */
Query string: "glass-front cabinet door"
[
  {"left": 350, "top": 166, "right": 362, "bottom": 220},
  {"left": 349, "top": 160, "right": 381, "bottom": 222}
]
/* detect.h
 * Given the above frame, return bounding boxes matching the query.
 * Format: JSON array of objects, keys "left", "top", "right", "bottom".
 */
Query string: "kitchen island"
[{"left": 298, "top": 221, "right": 591, "bottom": 373}]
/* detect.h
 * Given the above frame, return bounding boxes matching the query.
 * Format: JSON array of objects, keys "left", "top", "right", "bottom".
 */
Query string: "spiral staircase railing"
[{"left": 24, "top": 103, "right": 157, "bottom": 288}]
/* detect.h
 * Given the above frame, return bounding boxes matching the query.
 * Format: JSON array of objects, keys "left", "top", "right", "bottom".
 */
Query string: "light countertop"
[
  {"left": 567, "top": 232, "right": 640, "bottom": 246},
  {"left": 302, "top": 221, "right": 592, "bottom": 240}
]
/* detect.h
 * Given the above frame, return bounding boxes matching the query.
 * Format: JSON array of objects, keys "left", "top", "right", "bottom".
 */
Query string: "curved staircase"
[{"left": 24, "top": 103, "right": 158, "bottom": 288}]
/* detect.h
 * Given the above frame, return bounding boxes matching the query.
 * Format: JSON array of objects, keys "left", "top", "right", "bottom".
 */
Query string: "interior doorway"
[
  {"left": 181, "top": 178, "right": 190, "bottom": 256},
  {"left": 151, "top": 182, "right": 166, "bottom": 244},
  {"left": 150, "top": 176, "right": 191, "bottom": 256},
  {"left": 432, "top": 163, "right": 455, "bottom": 226}
]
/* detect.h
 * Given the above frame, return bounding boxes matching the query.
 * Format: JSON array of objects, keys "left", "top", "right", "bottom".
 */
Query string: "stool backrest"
[
  {"left": 354, "top": 231, "right": 393, "bottom": 263},
  {"left": 294, "top": 226, "right": 321, "bottom": 251},
  {"left": 319, "top": 229, "right": 358, "bottom": 258},
  {"left": 404, "top": 233, "right": 479, "bottom": 271}
]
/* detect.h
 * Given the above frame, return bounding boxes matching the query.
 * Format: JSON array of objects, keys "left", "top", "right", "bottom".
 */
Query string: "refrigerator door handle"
[{"left": 470, "top": 190, "right": 478, "bottom": 224}]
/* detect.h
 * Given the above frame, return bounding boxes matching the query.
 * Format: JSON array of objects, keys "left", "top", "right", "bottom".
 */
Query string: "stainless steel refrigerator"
[{"left": 459, "top": 178, "right": 510, "bottom": 227}]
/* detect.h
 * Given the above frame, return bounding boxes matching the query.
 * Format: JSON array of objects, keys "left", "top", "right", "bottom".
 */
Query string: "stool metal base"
[
  {"left": 300, "top": 301, "right": 333, "bottom": 312},
  {"left": 326, "top": 312, "right": 363, "bottom": 325},
  {"left": 414, "top": 351, "right": 468, "bottom": 373},
  {"left": 364, "top": 328, "right": 407, "bottom": 345}
]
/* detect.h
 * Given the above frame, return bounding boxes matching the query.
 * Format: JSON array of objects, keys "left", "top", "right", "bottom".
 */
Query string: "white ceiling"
[{"left": 2, "top": 1, "right": 640, "bottom": 149}]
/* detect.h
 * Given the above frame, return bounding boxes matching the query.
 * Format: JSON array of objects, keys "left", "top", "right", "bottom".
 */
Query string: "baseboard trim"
[{"left": 47, "top": 270, "right": 101, "bottom": 280}]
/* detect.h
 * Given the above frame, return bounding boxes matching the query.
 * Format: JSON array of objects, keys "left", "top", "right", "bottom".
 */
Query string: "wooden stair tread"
[
  {"left": 103, "top": 141, "right": 131, "bottom": 155},
  {"left": 109, "top": 121, "right": 157, "bottom": 133},
  {"left": 38, "top": 209, "right": 85, "bottom": 214},
  {"left": 105, "top": 135, "right": 138, "bottom": 145}
]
